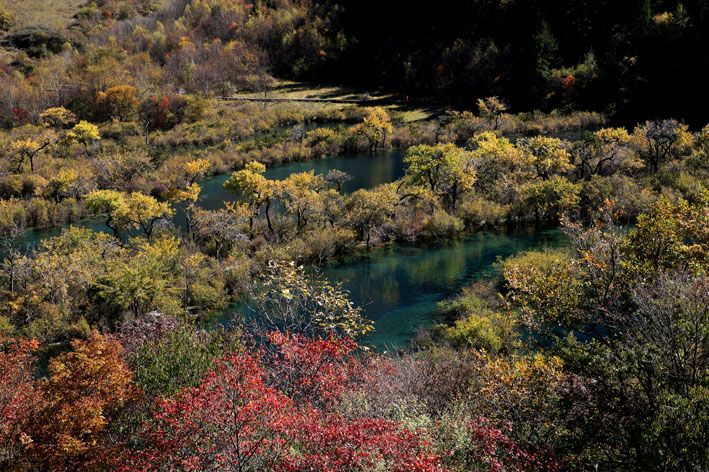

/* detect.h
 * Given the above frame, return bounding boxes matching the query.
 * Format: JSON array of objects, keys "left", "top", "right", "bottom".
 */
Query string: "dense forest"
[
  {"left": 1, "top": 0, "right": 708, "bottom": 123},
  {"left": 1, "top": 0, "right": 708, "bottom": 471},
  {"left": 302, "top": 0, "right": 709, "bottom": 125}
]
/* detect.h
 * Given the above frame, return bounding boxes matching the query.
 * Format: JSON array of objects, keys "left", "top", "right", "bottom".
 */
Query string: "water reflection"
[
  {"left": 15, "top": 149, "right": 569, "bottom": 348},
  {"left": 225, "top": 228, "right": 568, "bottom": 349},
  {"left": 17, "top": 151, "right": 406, "bottom": 250}
]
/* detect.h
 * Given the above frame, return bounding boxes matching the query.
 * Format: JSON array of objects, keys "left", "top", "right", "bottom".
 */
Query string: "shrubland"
[
  {"left": 4, "top": 191, "right": 707, "bottom": 470},
  {"left": 1, "top": 1, "right": 708, "bottom": 470},
  {"left": 2, "top": 106, "right": 707, "bottom": 343},
  {"left": 1, "top": 109, "right": 707, "bottom": 471}
]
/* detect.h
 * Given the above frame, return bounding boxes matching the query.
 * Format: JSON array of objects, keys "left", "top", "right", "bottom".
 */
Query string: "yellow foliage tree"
[
  {"left": 27, "top": 332, "right": 140, "bottom": 472},
  {"left": 351, "top": 107, "right": 393, "bottom": 151},
  {"left": 94, "top": 85, "right": 139, "bottom": 122},
  {"left": 67, "top": 121, "right": 101, "bottom": 146},
  {"left": 39, "top": 107, "right": 77, "bottom": 128},
  {"left": 85, "top": 190, "right": 174, "bottom": 240}
]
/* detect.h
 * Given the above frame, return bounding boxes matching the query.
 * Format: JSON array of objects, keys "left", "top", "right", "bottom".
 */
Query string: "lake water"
[
  {"left": 172, "top": 150, "right": 405, "bottom": 227},
  {"left": 221, "top": 227, "right": 567, "bottom": 349},
  {"left": 15, "top": 150, "right": 406, "bottom": 251},
  {"left": 14, "top": 144, "right": 572, "bottom": 347}
]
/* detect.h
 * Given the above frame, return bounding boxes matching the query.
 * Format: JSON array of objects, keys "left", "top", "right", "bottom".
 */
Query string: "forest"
[{"left": 1, "top": 0, "right": 708, "bottom": 471}]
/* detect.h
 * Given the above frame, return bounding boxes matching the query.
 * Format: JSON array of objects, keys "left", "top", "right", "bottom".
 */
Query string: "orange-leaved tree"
[
  {"left": 27, "top": 332, "right": 140, "bottom": 472},
  {"left": 0, "top": 334, "right": 41, "bottom": 469}
]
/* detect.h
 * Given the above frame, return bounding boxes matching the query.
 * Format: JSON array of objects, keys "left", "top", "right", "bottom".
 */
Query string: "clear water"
[
  {"left": 172, "top": 150, "right": 405, "bottom": 227},
  {"left": 14, "top": 147, "right": 569, "bottom": 348},
  {"left": 321, "top": 228, "right": 567, "bottom": 348},
  {"left": 15, "top": 150, "right": 406, "bottom": 250},
  {"left": 221, "top": 228, "right": 568, "bottom": 349}
]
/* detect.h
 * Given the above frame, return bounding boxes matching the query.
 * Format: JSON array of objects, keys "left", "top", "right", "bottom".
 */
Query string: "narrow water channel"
[
  {"left": 15, "top": 150, "right": 406, "bottom": 250},
  {"left": 219, "top": 227, "right": 568, "bottom": 349},
  {"left": 15, "top": 144, "right": 572, "bottom": 347}
]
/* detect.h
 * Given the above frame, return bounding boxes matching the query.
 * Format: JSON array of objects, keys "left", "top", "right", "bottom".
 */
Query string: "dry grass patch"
[{"left": 2, "top": 0, "right": 84, "bottom": 29}]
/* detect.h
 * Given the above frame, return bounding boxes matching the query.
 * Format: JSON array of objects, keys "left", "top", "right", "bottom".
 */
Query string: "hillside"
[{"left": 1, "top": 0, "right": 84, "bottom": 28}]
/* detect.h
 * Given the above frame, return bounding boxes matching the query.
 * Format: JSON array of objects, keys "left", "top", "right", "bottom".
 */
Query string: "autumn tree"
[
  {"left": 67, "top": 120, "right": 101, "bottom": 146},
  {"left": 629, "top": 273, "right": 709, "bottom": 402},
  {"left": 224, "top": 161, "right": 276, "bottom": 236},
  {"left": 39, "top": 106, "right": 76, "bottom": 128},
  {"left": 27, "top": 332, "right": 139, "bottom": 472},
  {"left": 501, "top": 197, "right": 709, "bottom": 469},
  {"left": 250, "top": 260, "right": 373, "bottom": 339},
  {"left": 120, "top": 315, "right": 239, "bottom": 399},
  {"left": 0, "top": 198, "right": 27, "bottom": 296},
  {"left": 623, "top": 193, "right": 709, "bottom": 282},
  {"left": 465, "top": 351, "right": 572, "bottom": 454},
  {"left": 325, "top": 168, "right": 352, "bottom": 191},
  {"left": 468, "top": 132, "right": 532, "bottom": 203},
  {"left": 351, "top": 107, "right": 393, "bottom": 151},
  {"left": 279, "top": 170, "right": 326, "bottom": 234},
  {"left": 184, "top": 157, "right": 210, "bottom": 184},
  {"left": 91, "top": 149, "right": 153, "bottom": 191},
  {"left": 261, "top": 331, "right": 363, "bottom": 406},
  {"left": 46, "top": 168, "right": 79, "bottom": 202},
  {"left": 0, "top": 335, "right": 40, "bottom": 469},
  {"left": 477, "top": 96, "right": 508, "bottom": 130},
  {"left": 343, "top": 185, "right": 398, "bottom": 248},
  {"left": 93, "top": 236, "right": 183, "bottom": 320},
  {"left": 118, "top": 335, "right": 448, "bottom": 472},
  {"left": 8, "top": 127, "right": 57, "bottom": 173},
  {"left": 289, "top": 412, "right": 446, "bottom": 472},
  {"left": 574, "top": 128, "right": 636, "bottom": 178},
  {"left": 124, "top": 192, "right": 174, "bottom": 239},
  {"left": 458, "top": 417, "right": 564, "bottom": 472},
  {"left": 117, "top": 350, "right": 296, "bottom": 472},
  {"left": 191, "top": 204, "right": 249, "bottom": 260},
  {"left": 502, "top": 221, "right": 624, "bottom": 342},
  {"left": 162, "top": 158, "right": 211, "bottom": 237},
  {"left": 518, "top": 136, "right": 573, "bottom": 180},
  {"left": 2, "top": 227, "right": 121, "bottom": 343},
  {"left": 85, "top": 190, "right": 174, "bottom": 240},
  {"left": 94, "top": 85, "right": 139, "bottom": 122},
  {"left": 517, "top": 176, "right": 581, "bottom": 223},
  {"left": 403, "top": 143, "right": 476, "bottom": 212},
  {"left": 633, "top": 119, "right": 692, "bottom": 173},
  {"left": 139, "top": 95, "right": 190, "bottom": 144}
]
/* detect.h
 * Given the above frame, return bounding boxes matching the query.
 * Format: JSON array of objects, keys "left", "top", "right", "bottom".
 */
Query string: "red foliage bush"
[
  {"left": 0, "top": 335, "right": 40, "bottom": 467},
  {"left": 116, "top": 332, "right": 449, "bottom": 472},
  {"left": 465, "top": 418, "right": 564, "bottom": 472}
]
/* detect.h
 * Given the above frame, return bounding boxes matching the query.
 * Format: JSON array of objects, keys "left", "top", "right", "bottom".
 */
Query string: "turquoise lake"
[
  {"left": 221, "top": 228, "right": 566, "bottom": 349},
  {"left": 15, "top": 145, "right": 572, "bottom": 347}
]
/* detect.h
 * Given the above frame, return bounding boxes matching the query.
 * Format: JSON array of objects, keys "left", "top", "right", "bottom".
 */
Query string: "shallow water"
[
  {"left": 15, "top": 150, "right": 406, "bottom": 251},
  {"left": 221, "top": 227, "right": 568, "bottom": 349},
  {"left": 15, "top": 142, "right": 571, "bottom": 347}
]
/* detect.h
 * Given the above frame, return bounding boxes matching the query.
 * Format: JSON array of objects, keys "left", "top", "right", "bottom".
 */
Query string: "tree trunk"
[{"left": 265, "top": 199, "right": 274, "bottom": 234}]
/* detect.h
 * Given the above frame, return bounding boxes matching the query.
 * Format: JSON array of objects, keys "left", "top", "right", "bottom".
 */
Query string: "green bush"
[
  {"left": 127, "top": 323, "right": 239, "bottom": 398},
  {"left": 517, "top": 176, "right": 581, "bottom": 224},
  {"left": 458, "top": 197, "right": 509, "bottom": 228},
  {"left": 439, "top": 292, "right": 514, "bottom": 352},
  {"left": 27, "top": 198, "right": 51, "bottom": 228},
  {"left": 446, "top": 313, "right": 503, "bottom": 352},
  {"left": 499, "top": 249, "right": 572, "bottom": 279},
  {"left": 1, "top": 26, "right": 67, "bottom": 58},
  {"left": 422, "top": 210, "right": 464, "bottom": 239},
  {"left": 0, "top": 175, "right": 24, "bottom": 198}
]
